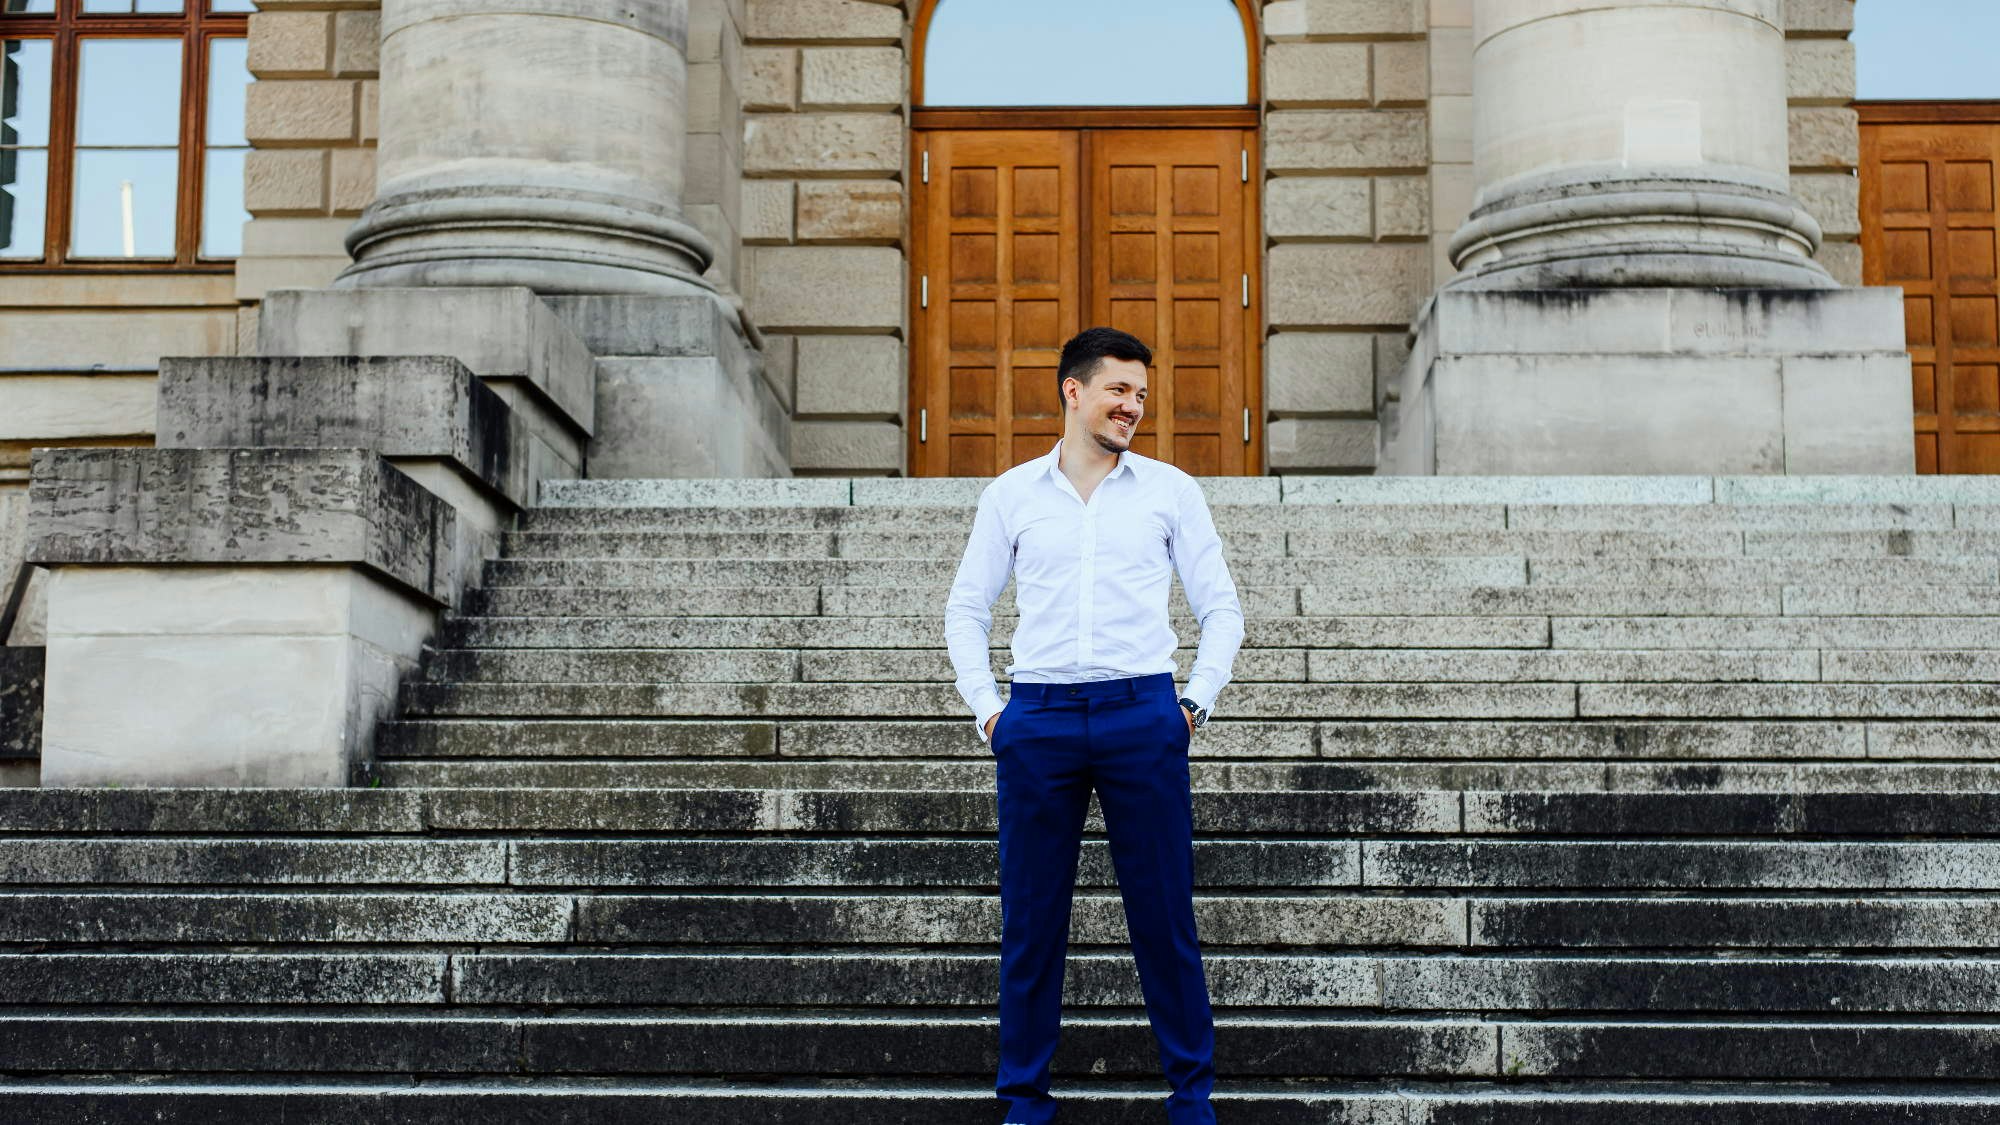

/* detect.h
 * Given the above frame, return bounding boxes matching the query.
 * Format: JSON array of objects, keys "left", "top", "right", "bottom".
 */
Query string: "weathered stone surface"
[
  {"left": 1268, "top": 419, "right": 1379, "bottom": 471},
  {"left": 331, "top": 9, "right": 380, "bottom": 75},
  {"left": 28, "top": 448, "right": 453, "bottom": 603},
  {"left": 247, "top": 11, "right": 332, "bottom": 76},
  {"left": 796, "top": 181, "right": 902, "bottom": 241},
  {"left": 245, "top": 80, "right": 357, "bottom": 144},
  {"left": 1267, "top": 110, "right": 1429, "bottom": 172},
  {"left": 1264, "top": 0, "right": 1427, "bottom": 40},
  {"left": 791, "top": 420, "right": 903, "bottom": 472},
  {"left": 0, "top": 647, "right": 40, "bottom": 762},
  {"left": 742, "top": 179, "right": 796, "bottom": 242},
  {"left": 1266, "top": 177, "right": 1372, "bottom": 239},
  {"left": 1375, "top": 175, "right": 1430, "bottom": 237},
  {"left": 1267, "top": 331, "right": 1375, "bottom": 414},
  {"left": 329, "top": 147, "right": 376, "bottom": 212},
  {"left": 1783, "top": 0, "right": 1855, "bottom": 34},
  {"left": 742, "top": 47, "right": 799, "bottom": 110},
  {"left": 1269, "top": 243, "right": 1430, "bottom": 327},
  {"left": 1786, "top": 37, "right": 1855, "bottom": 104},
  {"left": 1789, "top": 105, "right": 1860, "bottom": 169},
  {"left": 1791, "top": 171, "right": 1860, "bottom": 238},
  {"left": 259, "top": 286, "right": 597, "bottom": 437},
  {"left": 244, "top": 149, "right": 329, "bottom": 212},
  {"left": 745, "top": 246, "right": 903, "bottom": 330},
  {"left": 799, "top": 46, "right": 902, "bottom": 108},
  {"left": 155, "top": 355, "right": 536, "bottom": 510},
  {"left": 795, "top": 334, "right": 902, "bottom": 415},
  {"left": 1372, "top": 40, "right": 1428, "bottom": 105},
  {"left": 746, "top": 0, "right": 904, "bottom": 42},
  {"left": 1265, "top": 43, "right": 1370, "bottom": 107},
  {"left": 745, "top": 113, "right": 903, "bottom": 175}
]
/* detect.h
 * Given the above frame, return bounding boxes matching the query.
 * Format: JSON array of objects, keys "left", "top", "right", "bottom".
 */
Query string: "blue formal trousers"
[{"left": 987, "top": 671, "right": 1217, "bottom": 1125}]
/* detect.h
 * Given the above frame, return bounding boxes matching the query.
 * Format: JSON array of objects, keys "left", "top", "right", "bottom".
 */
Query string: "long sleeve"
[
  {"left": 1168, "top": 479, "right": 1243, "bottom": 715},
  {"left": 943, "top": 484, "right": 1014, "bottom": 741}
]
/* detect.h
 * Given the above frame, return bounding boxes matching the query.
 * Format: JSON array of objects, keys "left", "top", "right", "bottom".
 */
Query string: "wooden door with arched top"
[{"left": 907, "top": 0, "right": 1263, "bottom": 477}]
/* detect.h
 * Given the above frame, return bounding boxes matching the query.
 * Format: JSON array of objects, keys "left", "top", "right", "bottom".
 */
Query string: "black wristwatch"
[{"left": 1178, "top": 696, "right": 1209, "bottom": 729}]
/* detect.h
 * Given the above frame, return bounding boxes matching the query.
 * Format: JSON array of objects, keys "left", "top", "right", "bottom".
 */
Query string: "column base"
[{"left": 1385, "top": 288, "right": 1916, "bottom": 476}]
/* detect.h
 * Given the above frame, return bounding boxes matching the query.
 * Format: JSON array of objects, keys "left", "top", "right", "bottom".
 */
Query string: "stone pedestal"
[
  {"left": 1386, "top": 289, "right": 1916, "bottom": 476},
  {"left": 338, "top": 0, "right": 717, "bottom": 299},
  {"left": 29, "top": 449, "right": 454, "bottom": 787}
]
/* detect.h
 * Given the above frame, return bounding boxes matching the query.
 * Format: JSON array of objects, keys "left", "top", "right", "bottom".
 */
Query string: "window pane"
[
  {"left": 82, "top": 0, "right": 187, "bottom": 12},
  {"left": 3, "top": 39, "right": 51, "bottom": 147},
  {"left": 210, "top": 0, "right": 257, "bottom": 11},
  {"left": 71, "top": 148, "right": 177, "bottom": 257},
  {"left": 200, "top": 147, "right": 242, "bottom": 256},
  {"left": 76, "top": 38, "right": 183, "bottom": 147},
  {"left": 0, "top": 147, "right": 45, "bottom": 257},
  {"left": 207, "top": 37, "right": 246, "bottom": 146},
  {"left": 924, "top": 0, "right": 1248, "bottom": 107},
  {"left": 2, "top": 0, "right": 56, "bottom": 13}
]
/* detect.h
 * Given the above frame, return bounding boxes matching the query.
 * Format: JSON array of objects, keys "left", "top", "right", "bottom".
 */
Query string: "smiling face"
[{"left": 1063, "top": 355, "right": 1149, "bottom": 455}]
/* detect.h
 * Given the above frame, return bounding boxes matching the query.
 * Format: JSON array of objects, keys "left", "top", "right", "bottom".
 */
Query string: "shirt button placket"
[{"left": 1078, "top": 504, "right": 1096, "bottom": 667}]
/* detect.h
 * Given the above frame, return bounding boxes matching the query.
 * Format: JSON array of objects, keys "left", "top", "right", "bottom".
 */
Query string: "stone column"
[
  {"left": 336, "top": 0, "right": 717, "bottom": 298},
  {"left": 1447, "top": 0, "right": 1833, "bottom": 289}
]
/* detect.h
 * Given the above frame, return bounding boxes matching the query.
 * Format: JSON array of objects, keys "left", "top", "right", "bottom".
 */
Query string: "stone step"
[
  {"left": 396, "top": 681, "right": 1581, "bottom": 720},
  {"left": 1581, "top": 683, "right": 2000, "bottom": 719},
  {"left": 12, "top": 891, "right": 1999, "bottom": 951},
  {"left": 482, "top": 555, "right": 1540, "bottom": 588},
  {"left": 1560, "top": 616, "right": 2000, "bottom": 649},
  {"left": 9, "top": 949, "right": 1993, "bottom": 1012},
  {"left": 502, "top": 529, "right": 1791, "bottom": 561},
  {"left": 1526, "top": 557, "right": 1999, "bottom": 586},
  {"left": 415, "top": 647, "right": 1828, "bottom": 686},
  {"left": 12, "top": 1011, "right": 2000, "bottom": 1082},
  {"left": 517, "top": 500, "right": 1968, "bottom": 533},
  {"left": 377, "top": 718, "right": 1871, "bottom": 762},
  {"left": 18, "top": 835, "right": 1993, "bottom": 892},
  {"left": 368, "top": 758, "right": 2000, "bottom": 793},
  {"left": 459, "top": 582, "right": 1799, "bottom": 618},
  {"left": 437, "top": 615, "right": 1554, "bottom": 650},
  {"left": 14, "top": 787, "right": 2000, "bottom": 839},
  {"left": 360, "top": 752, "right": 2000, "bottom": 788},
  {"left": 12, "top": 1077, "right": 2000, "bottom": 1125}
]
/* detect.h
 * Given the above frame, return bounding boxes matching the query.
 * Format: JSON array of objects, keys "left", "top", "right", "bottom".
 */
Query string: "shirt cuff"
[
  {"left": 1181, "top": 677, "right": 1221, "bottom": 717},
  {"left": 971, "top": 690, "right": 1006, "bottom": 743}
]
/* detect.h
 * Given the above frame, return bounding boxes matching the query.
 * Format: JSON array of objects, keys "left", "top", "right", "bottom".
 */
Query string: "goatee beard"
[{"left": 1091, "top": 427, "right": 1130, "bottom": 454}]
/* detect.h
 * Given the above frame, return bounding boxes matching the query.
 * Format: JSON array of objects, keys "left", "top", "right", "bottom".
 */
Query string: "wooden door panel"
[
  {"left": 913, "top": 126, "right": 1259, "bottom": 477},
  {"left": 1862, "top": 112, "right": 2000, "bottom": 474},
  {"left": 1088, "top": 129, "right": 1251, "bottom": 476},
  {"left": 913, "top": 130, "right": 1082, "bottom": 478}
]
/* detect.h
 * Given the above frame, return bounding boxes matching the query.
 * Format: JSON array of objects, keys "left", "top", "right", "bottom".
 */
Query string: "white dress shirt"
[{"left": 943, "top": 439, "right": 1246, "bottom": 742}]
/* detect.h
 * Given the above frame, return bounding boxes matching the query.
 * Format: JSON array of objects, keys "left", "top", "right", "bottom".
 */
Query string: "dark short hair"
[{"left": 1056, "top": 327, "right": 1152, "bottom": 406}]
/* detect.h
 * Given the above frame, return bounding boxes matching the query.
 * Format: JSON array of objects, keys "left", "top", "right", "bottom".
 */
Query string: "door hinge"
[
  {"left": 1243, "top": 407, "right": 1251, "bottom": 444},
  {"left": 920, "top": 408, "right": 928, "bottom": 443},
  {"left": 922, "top": 151, "right": 930, "bottom": 184},
  {"left": 1240, "top": 149, "right": 1249, "bottom": 182},
  {"left": 921, "top": 275, "right": 929, "bottom": 309},
  {"left": 1241, "top": 274, "right": 1250, "bottom": 308}
]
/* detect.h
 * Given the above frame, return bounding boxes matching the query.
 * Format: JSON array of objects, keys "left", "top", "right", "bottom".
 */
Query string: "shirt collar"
[{"left": 1045, "top": 438, "right": 1142, "bottom": 484}]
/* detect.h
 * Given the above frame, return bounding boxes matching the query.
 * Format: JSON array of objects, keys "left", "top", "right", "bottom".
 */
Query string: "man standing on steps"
[{"left": 944, "top": 326, "right": 1245, "bottom": 1125}]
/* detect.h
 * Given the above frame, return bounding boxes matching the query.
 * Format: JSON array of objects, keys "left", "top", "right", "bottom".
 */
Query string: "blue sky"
[
  {"left": 925, "top": 0, "right": 2000, "bottom": 106},
  {"left": 1855, "top": 0, "right": 2000, "bottom": 99}
]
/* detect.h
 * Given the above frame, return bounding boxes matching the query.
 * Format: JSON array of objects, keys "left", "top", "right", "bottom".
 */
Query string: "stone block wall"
[
  {"left": 1260, "top": 0, "right": 1433, "bottom": 474},
  {"left": 239, "top": 0, "right": 381, "bottom": 306},
  {"left": 1784, "top": 0, "right": 1861, "bottom": 285},
  {"left": 741, "top": 0, "right": 909, "bottom": 476},
  {"left": 689, "top": 0, "right": 750, "bottom": 293}
]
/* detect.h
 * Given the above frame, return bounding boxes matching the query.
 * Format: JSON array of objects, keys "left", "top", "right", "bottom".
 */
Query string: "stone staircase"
[{"left": 10, "top": 477, "right": 2000, "bottom": 1121}]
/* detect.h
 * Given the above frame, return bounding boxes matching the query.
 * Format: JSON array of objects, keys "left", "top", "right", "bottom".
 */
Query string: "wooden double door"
[
  {"left": 1861, "top": 104, "right": 2000, "bottom": 473},
  {"left": 910, "top": 127, "right": 1261, "bottom": 477}
]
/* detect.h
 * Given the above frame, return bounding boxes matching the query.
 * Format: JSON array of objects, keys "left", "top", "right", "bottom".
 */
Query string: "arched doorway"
[{"left": 909, "top": 0, "right": 1263, "bottom": 476}]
